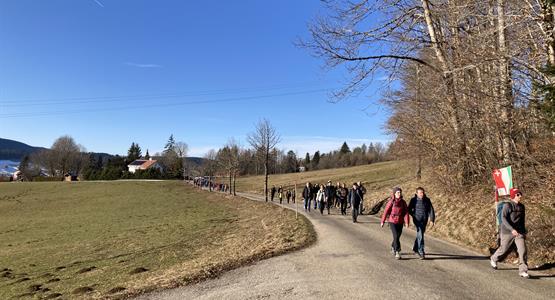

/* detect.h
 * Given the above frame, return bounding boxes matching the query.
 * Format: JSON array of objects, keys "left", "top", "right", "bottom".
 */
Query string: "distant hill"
[{"left": 0, "top": 138, "right": 48, "bottom": 161}]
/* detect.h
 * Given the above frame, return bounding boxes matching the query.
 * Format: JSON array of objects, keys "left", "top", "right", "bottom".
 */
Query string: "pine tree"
[
  {"left": 311, "top": 151, "right": 320, "bottom": 170},
  {"left": 127, "top": 142, "right": 142, "bottom": 162},
  {"left": 164, "top": 134, "right": 176, "bottom": 154},
  {"left": 340, "top": 142, "right": 351, "bottom": 154},
  {"left": 304, "top": 152, "right": 310, "bottom": 169},
  {"left": 145, "top": 149, "right": 150, "bottom": 160}
]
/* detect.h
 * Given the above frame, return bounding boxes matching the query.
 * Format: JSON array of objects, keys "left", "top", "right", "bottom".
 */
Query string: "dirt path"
[{"left": 136, "top": 192, "right": 554, "bottom": 300}]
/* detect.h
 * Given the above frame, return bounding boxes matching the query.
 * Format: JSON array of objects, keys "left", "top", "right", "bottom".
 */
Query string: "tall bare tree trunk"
[{"left": 497, "top": 0, "right": 514, "bottom": 164}]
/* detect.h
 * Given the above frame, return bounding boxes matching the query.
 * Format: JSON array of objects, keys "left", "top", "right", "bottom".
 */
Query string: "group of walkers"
[
  {"left": 301, "top": 181, "right": 367, "bottom": 219},
  {"left": 298, "top": 182, "right": 529, "bottom": 278},
  {"left": 193, "top": 177, "right": 230, "bottom": 192},
  {"left": 270, "top": 185, "right": 296, "bottom": 204},
  {"left": 379, "top": 187, "right": 435, "bottom": 260}
]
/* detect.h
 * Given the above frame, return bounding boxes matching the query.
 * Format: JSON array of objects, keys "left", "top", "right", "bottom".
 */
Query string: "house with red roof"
[{"left": 127, "top": 158, "right": 163, "bottom": 174}]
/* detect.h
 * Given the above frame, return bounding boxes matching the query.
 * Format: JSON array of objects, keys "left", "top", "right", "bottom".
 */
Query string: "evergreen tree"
[
  {"left": 340, "top": 142, "right": 351, "bottom": 154},
  {"left": 145, "top": 149, "right": 150, "bottom": 160},
  {"left": 127, "top": 142, "right": 142, "bottom": 162},
  {"left": 311, "top": 151, "right": 320, "bottom": 170},
  {"left": 164, "top": 134, "right": 176, "bottom": 154},
  {"left": 18, "top": 155, "right": 30, "bottom": 181},
  {"left": 304, "top": 152, "right": 310, "bottom": 169}
]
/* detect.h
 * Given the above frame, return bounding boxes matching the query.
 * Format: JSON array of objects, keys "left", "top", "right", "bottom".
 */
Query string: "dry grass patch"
[{"left": 0, "top": 181, "right": 315, "bottom": 299}]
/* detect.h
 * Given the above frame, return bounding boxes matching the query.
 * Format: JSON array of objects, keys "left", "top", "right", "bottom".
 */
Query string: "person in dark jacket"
[
  {"left": 286, "top": 190, "right": 292, "bottom": 204},
  {"left": 408, "top": 187, "right": 435, "bottom": 259},
  {"left": 291, "top": 189, "right": 296, "bottom": 204},
  {"left": 381, "top": 187, "right": 410, "bottom": 259},
  {"left": 490, "top": 188, "right": 529, "bottom": 278},
  {"left": 357, "top": 181, "right": 366, "bottom": 215},
  {"left": 336, "top": 183, "right": 349, "bottom": 215},
  {"left": 270, "top": 186, "right": 276, "bottom": 202},
  {"left": 325, "top": 180, "right": 335, "bottom": 215},
  {"left": 303, "top": 182, "right": 312, "bottom": 211},
  {"left": 349, "top": 183, "right": 362, "bottom": 223},
  {"left": 312, "top": 183, "right": 319, "bottom": 210}
]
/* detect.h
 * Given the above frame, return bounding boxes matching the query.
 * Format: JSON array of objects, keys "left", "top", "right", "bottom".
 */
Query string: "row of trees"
[
  {"left": 196, "top": 119, "right": 390, "bottom": 199},
  {"left": 18, "top": 135, "right": 189, "bottom": 181},
  {"left": 303, "top": 0, "right": 555, "bottom": 188},
  {"left": 19, "top": 135, "right": 88, "bottom": 180},
  {"left": 82, "top": 134, "right": 189, "bottom": 180}
]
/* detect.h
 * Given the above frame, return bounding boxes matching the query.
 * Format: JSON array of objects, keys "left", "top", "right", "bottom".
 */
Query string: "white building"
[{"left": 127, "top": 158, "right": 162, "bottom": 174}]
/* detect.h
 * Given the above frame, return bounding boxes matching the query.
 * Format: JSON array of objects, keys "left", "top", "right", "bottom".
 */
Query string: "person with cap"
[
  {"left": 349, "top": 182, "right": 363, "bottom": 222},
  {"left": 408, "top": 187, "right": 435, "bottom": 259},
  {"left": 303, "top": 182, "right": 313, "bottom": 211},
  {"left": 381, "top": 187, "right": 410, "bottom": 259},
  {"left": 490, "top": 188, "right": 530, "bottom": 278}
]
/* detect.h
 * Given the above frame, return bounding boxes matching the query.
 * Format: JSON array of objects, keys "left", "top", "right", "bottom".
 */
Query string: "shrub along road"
[{"left": 138, "top": 191, "right": 554, "bottom": 300}]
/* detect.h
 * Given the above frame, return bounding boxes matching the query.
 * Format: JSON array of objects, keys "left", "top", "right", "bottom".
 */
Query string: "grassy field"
[
  {"left": 235, "top": 160, "right": 554, "bottom": 268},
  {"left": 0, "top": 181, "right": 315, "bottom": 299}
]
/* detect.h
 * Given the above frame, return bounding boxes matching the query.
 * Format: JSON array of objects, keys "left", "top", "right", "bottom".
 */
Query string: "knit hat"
[
  {"left": 510, "top": 188, "right": 521, "bottom": 199},
  {"left": 392, "top": 187, "right": 402, "bottom": 194}
]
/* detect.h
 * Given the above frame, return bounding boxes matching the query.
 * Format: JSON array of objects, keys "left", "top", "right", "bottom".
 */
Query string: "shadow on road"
[{"left": 424, "top": 253, "right": 489, "bottom": 261}]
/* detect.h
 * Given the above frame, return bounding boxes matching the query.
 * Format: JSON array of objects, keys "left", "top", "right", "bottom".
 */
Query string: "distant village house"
[{"left": 128, "top": 158, "right": 162, "bottom": 174}]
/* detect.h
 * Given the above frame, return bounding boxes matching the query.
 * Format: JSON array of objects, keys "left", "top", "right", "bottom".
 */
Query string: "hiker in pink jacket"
[{"left": 381, "top": 187, "right": 410, "bottom": 259}]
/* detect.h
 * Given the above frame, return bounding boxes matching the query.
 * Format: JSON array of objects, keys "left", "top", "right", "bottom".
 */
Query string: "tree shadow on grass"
[{"left": 423, "top": 253, "right": 489, "bottom": 261}]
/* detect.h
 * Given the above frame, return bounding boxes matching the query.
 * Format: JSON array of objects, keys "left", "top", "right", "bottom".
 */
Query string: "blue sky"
[{"left": 0, "top": 0, "right": 391, "bottom": 157}]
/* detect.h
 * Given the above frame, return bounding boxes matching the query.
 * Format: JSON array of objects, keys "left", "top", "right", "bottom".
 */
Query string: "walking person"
[
  {"left": 357, "top": 181, "right": 367, "bottom": 215},
  {"left": 337, "top": 183, "right": 349, "bottom": 215},
  {"left": 286, "top": 190, "right": 292, "bottom": 204},
  {"left": 292, "top": 189, "right": 296, "bottom": 204},
  {"left": 316, "top": 185, "right": 326, "bottom": 215},
  {"left": 278, "top": 185, "right": 283, "bottom": 204},
  {"left": 408, "top": 187, "right": 435, "bottom": 259},
  {"left": 381, "top": 187, "right": 409, "bottom": 259},
  {"left": 490, "top": 188, "right": 530, "bottom": 278},
  {"left": 325, "top": 180, "right": 335, "bottom": 215},
  {"left": 312, "top": 183, "right": 319, "bottom": 210},
  {"left": 349, "top": 183, "right": 362, "bottom": 223},
  {"left": 270, "top": 185, "right": 276, "bottom": 202},
  {"left": 303, "top": 182, "right": 312, "bottom": 212}
]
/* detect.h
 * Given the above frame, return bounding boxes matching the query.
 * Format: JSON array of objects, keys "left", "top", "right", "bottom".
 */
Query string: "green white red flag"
[{"left": 492, "top": 166, "right": 513, "bottom": 196}]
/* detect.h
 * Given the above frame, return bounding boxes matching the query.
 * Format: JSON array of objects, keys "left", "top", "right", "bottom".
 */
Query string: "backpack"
[{"left": 388, "top": 198, "right": 405, "bottom": 223}]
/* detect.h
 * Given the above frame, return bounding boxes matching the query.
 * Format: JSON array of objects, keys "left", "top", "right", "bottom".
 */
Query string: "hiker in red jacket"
[{"left": 381, "top": 187, "right": 410, "bottom": 259}]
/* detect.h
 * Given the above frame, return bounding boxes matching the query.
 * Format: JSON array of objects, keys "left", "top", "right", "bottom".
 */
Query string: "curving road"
[{"left": 137, "top": 192, "right": 554, "bottom": 300}]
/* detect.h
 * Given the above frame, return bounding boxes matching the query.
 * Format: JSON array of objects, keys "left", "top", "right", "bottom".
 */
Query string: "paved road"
[{"left": 137, "top": 192, "right": 554, "bottom": 300}]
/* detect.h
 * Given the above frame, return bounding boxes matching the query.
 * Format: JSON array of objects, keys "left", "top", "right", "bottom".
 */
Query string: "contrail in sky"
[{"left": 93, "top": 0, "right": 105, "bottom": 8}]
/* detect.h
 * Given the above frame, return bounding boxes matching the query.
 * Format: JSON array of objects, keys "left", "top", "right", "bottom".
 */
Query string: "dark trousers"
[
  {"left": 313, "top": 197, "right": 317, "bottom": 209},
  {"left": 390, "top": 223, "right": 404, "bottom": 252},
  {"left": 304, "top": 198, "right": 311, "bottom": 211},
  {"left": 319, "top": 201, "right": 325, "bottom": 214},
  {"left": 340, "top": 199, "right": 347, "bottom": 215},
  {"left": 352, "top": 206, "right": 359, "bottom": 222},
  {"left": 412, "top": 220, "right": 427, "bottom": 254}
]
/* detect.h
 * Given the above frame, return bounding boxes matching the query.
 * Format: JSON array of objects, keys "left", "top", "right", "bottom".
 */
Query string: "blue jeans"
[
  {"left": 304, "top": 198, "right": 311, "bottom": 211},
  {"left": 413, "top": 219, "right": 427, "bottom": 254}
]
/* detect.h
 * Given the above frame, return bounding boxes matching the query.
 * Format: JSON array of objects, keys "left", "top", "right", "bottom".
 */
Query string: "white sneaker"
[
  {"left": 519, "top": 272, "right": 530, "bottom": 278},
  {"left": 490, "top": 259, "right": 497, "bottom": 269},
  {"left": 395, "top": 252, "right": 401, "bottom": 260}
]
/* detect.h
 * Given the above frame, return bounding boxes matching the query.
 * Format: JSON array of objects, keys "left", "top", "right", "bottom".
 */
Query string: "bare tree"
[{"left": 247, "top": 119, "right": 280, "bottom": 201}]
